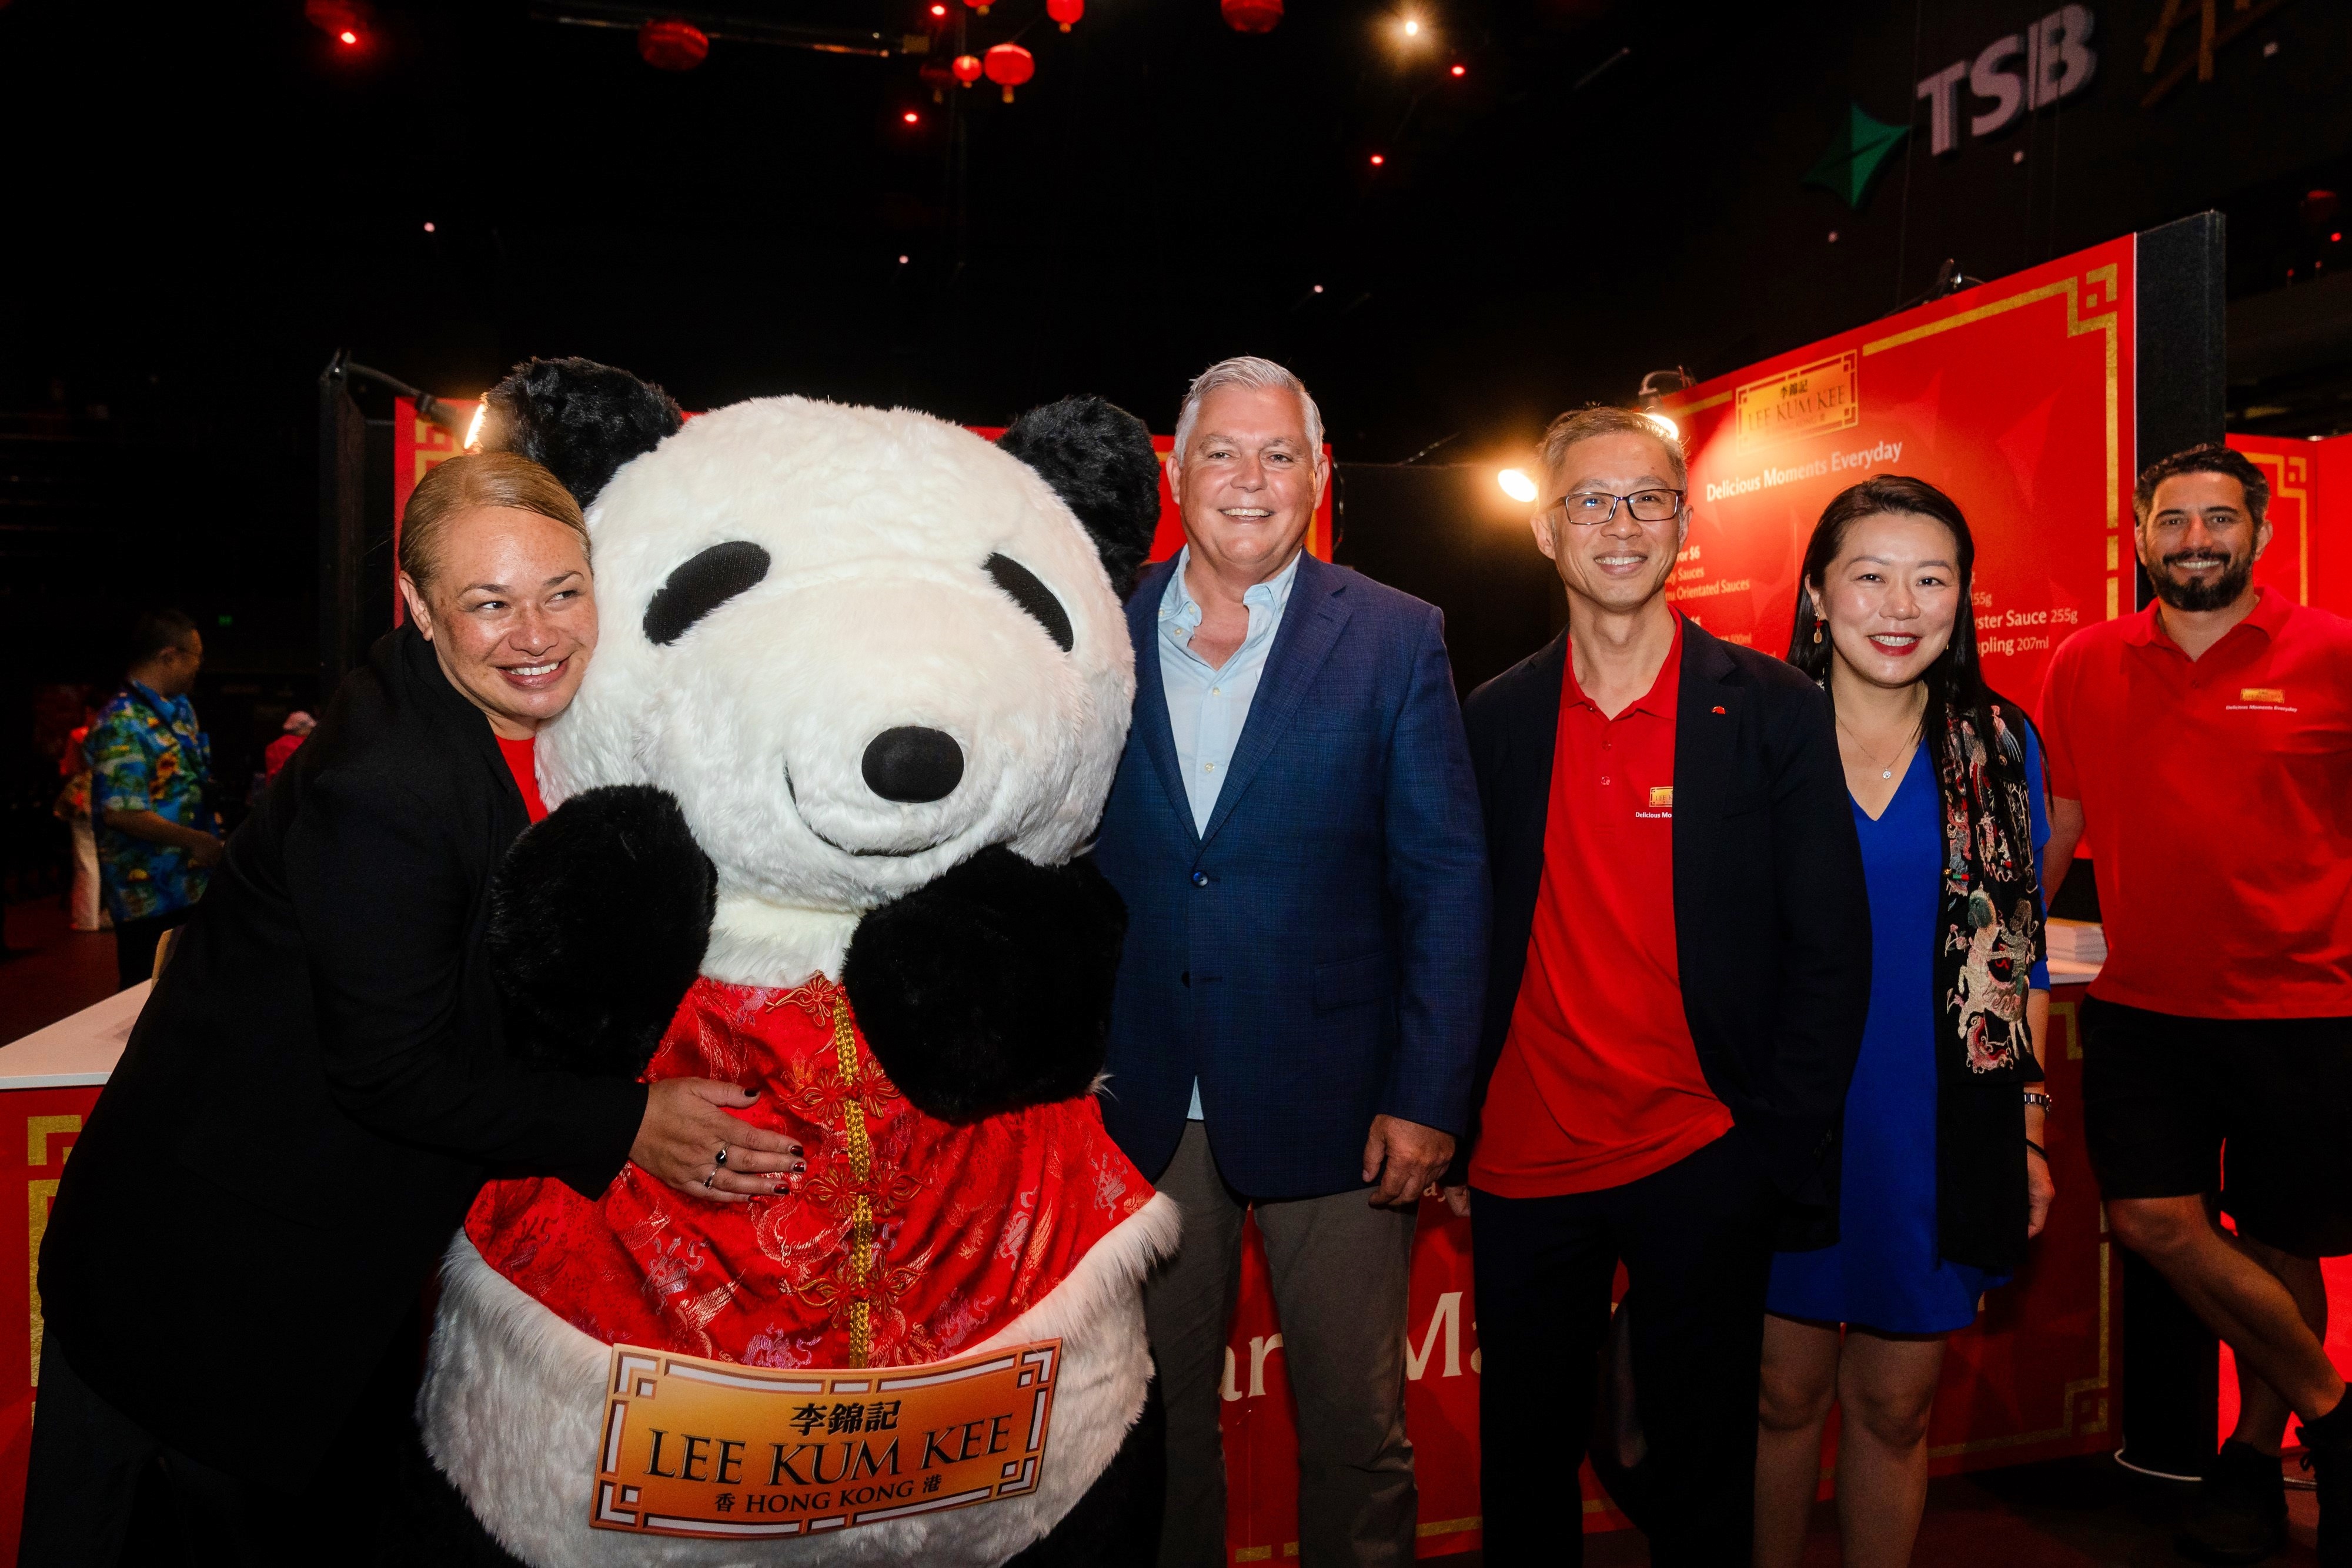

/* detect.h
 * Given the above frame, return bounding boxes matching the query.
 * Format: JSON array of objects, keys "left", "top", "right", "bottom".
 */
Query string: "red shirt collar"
[
  {"left": 2120, "top": 585, "right": 2289, "bottom": 652},
  {"left": 1563, "top": 611, "right": 1683, "bottom": 718}
]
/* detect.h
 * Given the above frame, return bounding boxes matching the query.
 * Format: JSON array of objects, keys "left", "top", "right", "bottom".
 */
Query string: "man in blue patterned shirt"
[{"left": 88, "top": 610, "right": 222, "bottom": 988}]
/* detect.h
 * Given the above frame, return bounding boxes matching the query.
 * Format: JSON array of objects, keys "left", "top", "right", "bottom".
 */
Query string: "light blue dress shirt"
[{"left": 1158, "top": 544, "right": 1302, "bottom": 1119}]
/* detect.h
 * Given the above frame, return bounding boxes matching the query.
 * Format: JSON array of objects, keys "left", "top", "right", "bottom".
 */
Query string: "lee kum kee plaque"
[{"left": 592, "top": 1339, "right": 1063, "bottom": 1539}]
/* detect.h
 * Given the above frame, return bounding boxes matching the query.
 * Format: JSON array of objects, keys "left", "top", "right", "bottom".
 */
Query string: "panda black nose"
[{"left": 861, "top": 727, "right": 965, "bottom": 804}]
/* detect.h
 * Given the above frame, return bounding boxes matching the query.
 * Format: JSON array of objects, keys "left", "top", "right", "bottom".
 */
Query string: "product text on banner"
[{"left": 592, "top": 1339, "right": 1062, "bottom": 1540}]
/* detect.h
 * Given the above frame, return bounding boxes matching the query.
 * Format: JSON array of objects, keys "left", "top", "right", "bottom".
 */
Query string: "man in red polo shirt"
[
  {"left": 2040, "top": 443, "right": 2352, "bottom": 1566},
  {"left": 1445, "top": 407, "right": 1871, "bottom": 1565}
]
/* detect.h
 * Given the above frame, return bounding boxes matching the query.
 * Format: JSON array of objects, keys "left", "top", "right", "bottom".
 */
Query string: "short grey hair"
[
  {"left": 1172, "top": 356, "right": 1325, "bottom": 463},
  {"left": 1539, "top": 405, "right": 1687, "bottom": 492}
]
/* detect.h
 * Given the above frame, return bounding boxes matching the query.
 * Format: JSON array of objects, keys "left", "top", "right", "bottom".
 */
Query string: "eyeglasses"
[{"left": 1538, "top": 488, "right": 1686, "bottom": 527}]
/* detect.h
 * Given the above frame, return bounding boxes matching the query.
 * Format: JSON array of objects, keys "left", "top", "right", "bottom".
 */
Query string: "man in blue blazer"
[{"left": 1092, "top": 356, "right": 1489, "bottom": 1568}]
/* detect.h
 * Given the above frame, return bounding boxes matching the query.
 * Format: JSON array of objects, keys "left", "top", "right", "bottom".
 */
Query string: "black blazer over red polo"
[
  {"left": 1456, "top": 621, "right": 1871, "bottom": 1248},
  {"left": 38, "top": 628, "right": 648, "bottom": 1483}
]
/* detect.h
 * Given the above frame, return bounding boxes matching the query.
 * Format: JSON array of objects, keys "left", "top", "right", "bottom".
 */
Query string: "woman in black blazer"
[{"left": 25, "top": 450, "right": 801, "bottom": 1564}]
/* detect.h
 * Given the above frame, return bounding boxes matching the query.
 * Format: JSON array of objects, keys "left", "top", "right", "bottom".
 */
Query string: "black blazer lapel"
[
  {"left": 1199, "top": 553, "right": 1352, "bottom": 848},
  {"left": 1669, "top": 620, "right": 1753, "bottom": 1100},
  {"left": 1669, "top": 621, "right": 1745, "bottom": 845},
  {"left": 1125, "top": 561, "right": 1200, "bottom": 845}
]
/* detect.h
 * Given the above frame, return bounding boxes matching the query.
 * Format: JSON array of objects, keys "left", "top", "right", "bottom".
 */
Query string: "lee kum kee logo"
[
  {"left": 591, "top": 1340, "right": 1063, "bottom": 1540},
  {"left": 1735, "top": 353, "right": 1860, "bottom": 450},
  {"left": 1648, "top": 787, "right": 1675, "bottom": 808},
  {"left": 2241, "top": 688, "right": 2286, "bottom": 704}
]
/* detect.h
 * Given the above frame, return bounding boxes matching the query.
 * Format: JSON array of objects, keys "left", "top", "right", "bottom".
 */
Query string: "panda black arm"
[
  {"left": 843, "top": 846, "right": 1127, "bottom": 1124},
  {"left": 487, "top": 785, "right": 716, "bottom": 1081}
]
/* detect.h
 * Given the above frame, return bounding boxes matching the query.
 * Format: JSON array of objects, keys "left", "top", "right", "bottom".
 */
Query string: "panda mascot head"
[{"left": 413, "top": 359, "right": 1178, "bottom": 1568}]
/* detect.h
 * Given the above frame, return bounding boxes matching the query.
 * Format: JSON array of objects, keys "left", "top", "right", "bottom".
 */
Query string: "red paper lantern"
[
  {"left": 965, "top": 0, "right": 990, "bottom": 14},
  {"left": 984, "top": 42, "right": 1034, "bottom": 102},
  {"left": 1047, "top": 0, "right": 1083, "bottom": 29},
  {"left": 637, "top": 16, "right": 709, "bottom": 71},
  {"left": 1221, "top": 0, "right": 1282, "bottom": 33},
  {"left": 951, "top": 52, "right": 983, "bottom": 87},
  {"left": 918, "top": 56, "right": 957, "bottom": 99}
]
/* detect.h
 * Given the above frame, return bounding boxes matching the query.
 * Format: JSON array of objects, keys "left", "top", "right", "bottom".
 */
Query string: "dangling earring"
[{"left": 1812, "top": 617, "right": 1825, "bottom": 646}]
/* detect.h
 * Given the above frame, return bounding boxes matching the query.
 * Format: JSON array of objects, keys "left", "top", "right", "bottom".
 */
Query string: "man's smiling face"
[
  {"left": 1532, "top": 429, "right": 1688, "bottom": 615},
  {"left": 1168, "top": 383, "right": 1325, "bottom": 579},
  {"left": 2139, "top": 469, "right": 2269, "bottom": 613}
]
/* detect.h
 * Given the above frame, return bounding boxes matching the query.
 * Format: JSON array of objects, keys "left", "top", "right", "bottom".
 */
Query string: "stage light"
[
  {"left": 1497, "top": 468, "right": 1538, "bottom": 504},
  {"left": 1401, "top": 17, "right": 1421, "bottom": 36},
  {"left": 2335, "top": 232, "right": 2344, "bottom": 243},
  {"left": 1369, "top": 153, "right": 1385, "bottom": 166},
  {"left": 1635, "top": 367, "right": 1690, "bottom": 444},
  {"left": 422, "top": 221, "right": 435, "bottom": 233},
  {"left": 1312, "top": 283, "right": 1325, "bottom": 293},
  {"left": 898, "top": 254, "right": 910, "bottom": 264},
  {"left": 463, "top": 399, "right": 487, "bottom": 450},
  {"left": 1450, "top": 63, "right": 1465, "bottom": 76},
  {"left": 903, "top": 109, "right": 920, "bottom": 123},
  {"left": 930, "top": 2, "right": 946, "bottom": 12},
  {"left": 339, "top": 29, "right": 358, "bottom": 44}
]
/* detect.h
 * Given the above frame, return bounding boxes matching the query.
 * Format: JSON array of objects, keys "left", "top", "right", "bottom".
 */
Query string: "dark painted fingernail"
[{"left": 793, "top": 1161, "right": 808, "bottom": 1174}]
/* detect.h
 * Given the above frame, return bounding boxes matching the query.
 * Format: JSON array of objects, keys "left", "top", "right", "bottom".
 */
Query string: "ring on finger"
[
  {"left": 714, "top": 1145, "right": 729, "bottom": 1168},
  {"left": 704, "top": 1171, "right": 717, "bottom": 1188}
]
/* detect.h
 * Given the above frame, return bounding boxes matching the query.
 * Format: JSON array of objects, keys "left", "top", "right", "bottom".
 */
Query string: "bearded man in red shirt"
[
  {"left": 1441, "top": 406, "right": 1871, "bottom": 1565},
  {"left": 2040, "top": 443, "right": 2352, "bottom": 1566}
]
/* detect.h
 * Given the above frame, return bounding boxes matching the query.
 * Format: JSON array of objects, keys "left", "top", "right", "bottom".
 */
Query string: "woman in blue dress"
[{"left": 1754, "top": 476, "right": 2057, "bottom": 1568}]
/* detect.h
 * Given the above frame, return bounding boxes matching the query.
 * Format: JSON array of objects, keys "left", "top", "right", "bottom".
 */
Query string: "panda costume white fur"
[{"left": 405, "top": 359, "right": 1180, "bottom": 1568}]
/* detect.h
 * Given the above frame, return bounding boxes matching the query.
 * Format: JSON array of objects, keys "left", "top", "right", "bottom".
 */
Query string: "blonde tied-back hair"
[{"left": 399, "top": 452, "right": 589, "bottom": 596}]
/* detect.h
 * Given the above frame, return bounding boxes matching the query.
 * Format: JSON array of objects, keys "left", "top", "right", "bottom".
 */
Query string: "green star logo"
[{"left": 1804, "top": 102, "right": 1909, "bottom": 210}]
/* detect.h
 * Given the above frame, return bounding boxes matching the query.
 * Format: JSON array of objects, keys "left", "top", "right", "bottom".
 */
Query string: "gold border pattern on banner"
[
  {"left": 2238, "top": 450, "right": 2310, "bottom": 604},
  {"left": 25, "top": 1114, "right": 79, "bottom": 1383}
]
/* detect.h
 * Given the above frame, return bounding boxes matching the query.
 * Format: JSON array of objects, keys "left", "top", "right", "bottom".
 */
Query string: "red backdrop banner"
[
  {"left": 0, "top": 1086, "right": 103, "bottom": 1567},
  {"left": 2230, "top": 433, "right": 2319, "bottom": 609},
  {"left": 1655, "top": 235, "right": 2138, "bottom": 720}
]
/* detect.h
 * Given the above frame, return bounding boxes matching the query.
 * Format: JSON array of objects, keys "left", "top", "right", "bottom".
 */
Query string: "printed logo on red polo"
[{"left": 2229, "top": 686, "right": 2296, "bottom": 713}]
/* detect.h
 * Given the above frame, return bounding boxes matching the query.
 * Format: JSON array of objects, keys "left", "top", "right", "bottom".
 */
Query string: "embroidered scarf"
[{"left": 1932, "top": 692, "right": 2046, "bottom": 1272}]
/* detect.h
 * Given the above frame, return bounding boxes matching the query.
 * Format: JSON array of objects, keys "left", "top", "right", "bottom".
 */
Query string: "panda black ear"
[
  {"left": 480, "top": 357, "right": 685, "bottom": 510},
  {"left": 997, "top": 396, "right": 1162, "bottom": 600}
]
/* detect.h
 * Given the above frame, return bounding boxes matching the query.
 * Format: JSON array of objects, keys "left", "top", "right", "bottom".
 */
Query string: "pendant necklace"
[{"left": 1839, "top": 714, "right": 1920, "bottom": 780}]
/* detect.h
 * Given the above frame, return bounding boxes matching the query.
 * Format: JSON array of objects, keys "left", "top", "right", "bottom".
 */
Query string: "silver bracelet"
[{"left": 2023, "top": 1091, "right": 2053, "bottom": 1109}]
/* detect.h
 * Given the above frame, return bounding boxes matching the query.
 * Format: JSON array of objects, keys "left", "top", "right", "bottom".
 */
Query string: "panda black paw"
[
  {"left": 487, "top": 785, "right": 715, "bottom": 1078},
  {"left": 842, "top": 847, "right": 1127, "bottom": 1124}
]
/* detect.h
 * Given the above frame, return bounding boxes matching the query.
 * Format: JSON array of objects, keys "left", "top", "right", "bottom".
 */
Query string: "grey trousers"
[{"left": 1147, "top": 1121, "right": 1420, "bottom": 1568}]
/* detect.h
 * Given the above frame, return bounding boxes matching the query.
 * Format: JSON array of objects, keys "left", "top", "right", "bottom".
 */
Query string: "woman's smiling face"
[
  {"left": 400, "top": 505, "right": 599, "bottom": 739},
  {"left": 1810, "top": 509, "right": 1962, "bottom": 691}
]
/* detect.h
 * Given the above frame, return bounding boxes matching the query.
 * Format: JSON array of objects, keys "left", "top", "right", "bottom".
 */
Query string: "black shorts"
[{"left": 2082, "top": 997, "right": 2352, "bottom": 1257}]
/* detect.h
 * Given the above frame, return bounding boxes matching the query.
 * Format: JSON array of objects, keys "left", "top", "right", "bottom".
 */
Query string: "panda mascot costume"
[{"left": 410, "top": 359, "right": 1180, "bottom": 1568}]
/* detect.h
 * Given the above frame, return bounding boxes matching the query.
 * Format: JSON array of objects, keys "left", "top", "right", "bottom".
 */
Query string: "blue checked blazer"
[{"left": 1093, "top": 552, "right": 1491, "bottom": 1199}]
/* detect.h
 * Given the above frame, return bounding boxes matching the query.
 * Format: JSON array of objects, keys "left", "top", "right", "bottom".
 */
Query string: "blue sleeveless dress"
[{"left": 1765, "top": 733, "right": 2050, "bottom": 1335}]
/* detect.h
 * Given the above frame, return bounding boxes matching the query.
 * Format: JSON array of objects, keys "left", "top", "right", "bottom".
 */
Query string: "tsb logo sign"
[{"left": 1916, "top": 5, "right": 2098, "bottom": 156}]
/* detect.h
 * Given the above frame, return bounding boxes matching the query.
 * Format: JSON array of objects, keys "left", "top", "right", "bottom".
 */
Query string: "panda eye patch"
[
  {"left": 984, "top": 554, "right": 1074, "bottom": 653},
  {"left": 644, "top": 541, "right": 772, "bottom": 646}
]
